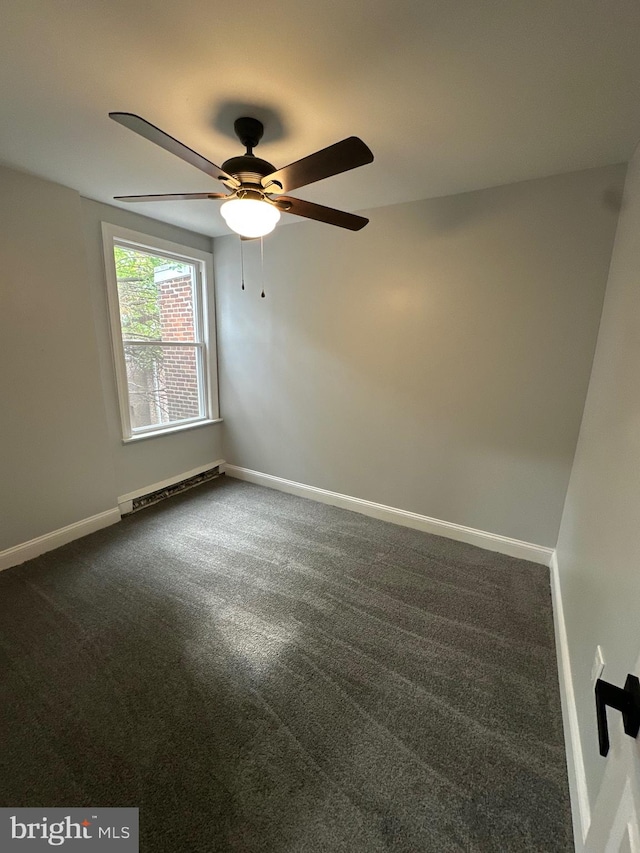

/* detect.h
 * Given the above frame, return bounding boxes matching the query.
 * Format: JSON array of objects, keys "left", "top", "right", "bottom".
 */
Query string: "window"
[{"left": 102, "top": 223, "right": 219, "bottom": 441}]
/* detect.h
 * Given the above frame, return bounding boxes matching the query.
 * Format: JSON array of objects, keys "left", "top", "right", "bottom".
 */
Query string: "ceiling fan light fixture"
[{"left": 220, "top": 198, "right": 280, "bottom": 238}]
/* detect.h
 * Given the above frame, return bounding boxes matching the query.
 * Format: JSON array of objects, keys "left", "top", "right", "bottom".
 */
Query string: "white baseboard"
[
  {"left": 0, "top": 508, "right": 121, "bottom": 573},
  {"left": 117, "top": 458, "right": 225, "bottom": 514},
  {"left": 550, "top": 551, "right": 590, "bottom": 849},
  {"left": 222, "top": 464, "right": 554, "bottom": 566},
  {"left": 0, "top": 460, "right": 226, "bottom": 574}
]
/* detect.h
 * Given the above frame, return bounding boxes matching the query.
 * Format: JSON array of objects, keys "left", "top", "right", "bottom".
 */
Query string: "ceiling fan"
[{"left": 109, "top": 113, "right": 374, "bottom": 238}]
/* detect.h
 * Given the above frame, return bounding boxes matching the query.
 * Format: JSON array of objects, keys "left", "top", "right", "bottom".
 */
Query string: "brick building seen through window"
[{"left": 123, "top": 264, "right": 201, "bottom": 430}]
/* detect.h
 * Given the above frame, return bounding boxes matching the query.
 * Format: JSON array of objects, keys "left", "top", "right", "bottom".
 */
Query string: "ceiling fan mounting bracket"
[
  {"left": 262, "top": 179, "right": 284, "bottom": 194},
  {"left": 233, "top": 117, "right": 264, "bottom": 153},
  {"left": 235, "top": 188, "right": 265, "bottom": 202}
]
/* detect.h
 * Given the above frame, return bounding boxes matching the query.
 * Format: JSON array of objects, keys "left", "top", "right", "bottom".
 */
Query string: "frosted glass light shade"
[{"left": 220, "top": 199, "right": 280, "bottom": 238}]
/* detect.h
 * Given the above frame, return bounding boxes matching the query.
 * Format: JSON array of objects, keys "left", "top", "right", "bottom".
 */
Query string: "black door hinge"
[{"left": 595, "top": 674, "right": 640, "bottom": 757}]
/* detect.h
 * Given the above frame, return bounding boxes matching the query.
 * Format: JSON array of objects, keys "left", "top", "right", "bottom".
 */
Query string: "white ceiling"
[{"left": 2, "top": 0, "right": 640, "bottom": 237}]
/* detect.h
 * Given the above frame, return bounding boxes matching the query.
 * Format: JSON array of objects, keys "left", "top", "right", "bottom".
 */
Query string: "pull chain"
[
  {"left": 240, "top": 238, "right": 245, "bottom": 291},
  {"left": 260, "top": 236, "right": 265, "bottom": 298}
]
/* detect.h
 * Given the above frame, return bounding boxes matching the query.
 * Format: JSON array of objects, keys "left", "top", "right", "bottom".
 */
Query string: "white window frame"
[{"left": 101, "top": 222, "right": 219, "bottom": 442}]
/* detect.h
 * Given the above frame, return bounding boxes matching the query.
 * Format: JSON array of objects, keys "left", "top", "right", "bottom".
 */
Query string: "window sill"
[{"left": 122, "top": 417, "right": 223, "bottom": 444}]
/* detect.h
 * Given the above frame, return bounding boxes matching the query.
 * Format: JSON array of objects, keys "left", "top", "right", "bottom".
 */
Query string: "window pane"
[
  {"left": 124, "top": 344, "right": 202, "bottom": 430},
  {"left": 114, "top": 246, "right": 196, "bottom": 342}
]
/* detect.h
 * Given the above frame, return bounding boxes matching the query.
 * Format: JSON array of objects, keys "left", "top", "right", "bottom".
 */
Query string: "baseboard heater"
[{"left": 122, "top": 466, "right": 221, "bottom": 516}]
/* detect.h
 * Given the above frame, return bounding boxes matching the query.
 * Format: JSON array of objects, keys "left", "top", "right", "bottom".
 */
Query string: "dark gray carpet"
[{"left": 0, "top": 475, "right": 573, "bottom": 852}]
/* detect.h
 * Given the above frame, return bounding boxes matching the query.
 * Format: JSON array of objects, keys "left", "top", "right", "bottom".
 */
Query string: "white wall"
[
  {"left": 555, "top": 145, "right": 640, "bottom": 828},
  {"left": 0, "top": 166, "right": 115, "bottom": 550},
  {"left": 0, "top": 165, "right": 222, "bottom": 554},
  {"left": 214, "top": 165, "right": 624, "bottom": 547}
]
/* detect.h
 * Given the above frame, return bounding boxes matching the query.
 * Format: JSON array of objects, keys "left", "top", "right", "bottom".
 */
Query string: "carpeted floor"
[{"left": 0, "top": 475, "right": 573, "bottom": 852}]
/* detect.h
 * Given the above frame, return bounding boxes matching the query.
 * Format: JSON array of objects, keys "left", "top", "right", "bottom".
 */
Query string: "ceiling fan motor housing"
[{"left": 220, "top": 154, "right": 276, "bottom": 188}]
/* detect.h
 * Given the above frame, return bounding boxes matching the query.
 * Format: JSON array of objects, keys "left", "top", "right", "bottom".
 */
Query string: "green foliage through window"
[{"left": 114, "top": 245, "right": 185, "bottom": 342}]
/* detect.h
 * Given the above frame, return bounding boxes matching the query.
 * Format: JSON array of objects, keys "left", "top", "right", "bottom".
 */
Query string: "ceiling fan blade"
[
  {"left": 109, "top": 113, "right": 237, "bottom": 185},
  {"left": 275, "top": 196, "right": 369, "bottom": 231},
  {"left": 262, "top": 137, "right": 373, "bottom": 194},
  {"left": 114, "top": 192, "right": 227, "bottom": 202}
]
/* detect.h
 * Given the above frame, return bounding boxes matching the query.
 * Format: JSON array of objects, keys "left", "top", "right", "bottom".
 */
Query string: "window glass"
[{"left": 102, "top": 225, "right": 217, "bottom": 440}]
